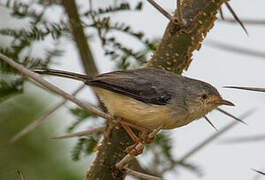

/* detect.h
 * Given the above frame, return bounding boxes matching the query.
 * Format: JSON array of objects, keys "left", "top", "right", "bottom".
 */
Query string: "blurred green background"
[{"left": 0, "top": 83, "right": 84, "bottom": 180}]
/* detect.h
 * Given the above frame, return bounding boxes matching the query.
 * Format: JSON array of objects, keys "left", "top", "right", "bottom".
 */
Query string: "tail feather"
[{"left": 34, "top": 69, "right": 91, "bottom": 81}]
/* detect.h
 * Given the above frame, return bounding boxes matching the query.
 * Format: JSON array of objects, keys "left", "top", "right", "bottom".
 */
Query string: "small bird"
[{"left": 35, "top": 68, "right": 234, "bottom": 142}]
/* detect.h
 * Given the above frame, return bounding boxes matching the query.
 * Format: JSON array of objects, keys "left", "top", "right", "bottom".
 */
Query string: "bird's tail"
[{"left": 34, "top": 69, "right": 91, "bottom": 81}]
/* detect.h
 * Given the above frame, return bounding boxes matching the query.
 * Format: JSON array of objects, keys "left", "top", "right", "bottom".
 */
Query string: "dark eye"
[{"left": 201, "top": 94, "right": 208, "bottom": 100}]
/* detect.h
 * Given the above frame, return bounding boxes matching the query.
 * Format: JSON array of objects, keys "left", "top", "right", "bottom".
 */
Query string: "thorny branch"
[{"left": 0, "top": 53, "right": 113, "bottom": 122}]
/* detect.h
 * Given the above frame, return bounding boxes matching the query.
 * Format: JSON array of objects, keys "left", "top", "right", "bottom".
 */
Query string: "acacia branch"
[
  {"left": 147, "top": 0, "right": 225, "bottom": 74},
  {"left": 0, "top": 53, "right": 113, "bottom": 122},
  {"left": 87, "top": 0, "right": 227, "bottom": 179}
]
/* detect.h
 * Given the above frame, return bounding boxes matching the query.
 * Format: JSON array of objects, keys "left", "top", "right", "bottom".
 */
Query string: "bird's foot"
[
  {"left": 141, "top": 133, "right": 156, "bottom": 144},
  {"left": 125, "top": 142, "right": 144, "bottom": 156}
]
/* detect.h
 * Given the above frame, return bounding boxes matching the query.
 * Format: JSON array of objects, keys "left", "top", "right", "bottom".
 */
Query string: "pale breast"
[{"left": 93, "top": 87, "right": 182, "bottom": 130}]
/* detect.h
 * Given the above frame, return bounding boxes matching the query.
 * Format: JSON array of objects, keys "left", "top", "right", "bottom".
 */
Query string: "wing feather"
[{"left": 86, "top": 68, "right": 173, "bottom": 105}]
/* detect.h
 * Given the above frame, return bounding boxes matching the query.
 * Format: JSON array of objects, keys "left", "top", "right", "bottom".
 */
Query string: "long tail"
[{"left": 34, "top": 69, "right": 91, "bottom": 81}]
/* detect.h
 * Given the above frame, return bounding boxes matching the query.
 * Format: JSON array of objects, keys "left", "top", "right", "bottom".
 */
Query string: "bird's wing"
[{"left": 87, "top": 68, "right": 173, "bottom": 105}]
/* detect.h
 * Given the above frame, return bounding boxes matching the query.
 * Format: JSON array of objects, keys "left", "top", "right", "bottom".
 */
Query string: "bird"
[{"left": 35, "top": 67, "right": 234, "bottom": 145}]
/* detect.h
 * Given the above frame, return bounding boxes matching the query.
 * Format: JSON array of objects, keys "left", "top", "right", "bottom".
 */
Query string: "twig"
[
  {"left": 9, "top": 84, "right": 86, "bottom": 144},
  {"left": 116, "top": 143, "right": 144, "bottom": 170},
  {"left": 16, "top": 170, "right": 24, "bottom": 180},
  {"left": 53, "top": 126, "right": 105, "bottom": 139},
  {"left": 206, "top": 40, "right": 265, "bottom": 60},
  {"left": 0, "top": 53, "right": 114, "bottom": 121},
  {"left": 216, "top": 107, "right": 247, "bottom": 125},
  {"left": 224, "top": 1, "right": 248, "bottom": 35},
  {"left": 116, "top": 126, "right": 162, "bottom": 170},
  {"left": 162, "top": 109, "right": 254, "bottom": 173},
  {"left": 224, "top": 86, "right": 265, "bottom": 93},
  {"left": 125, "top": 168, "right": 165, "bottom": 180}
]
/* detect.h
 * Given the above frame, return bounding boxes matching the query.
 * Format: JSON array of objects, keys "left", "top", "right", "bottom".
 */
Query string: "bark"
[{"left": 147, "top": 0, "right": 224, "bottom": 74}]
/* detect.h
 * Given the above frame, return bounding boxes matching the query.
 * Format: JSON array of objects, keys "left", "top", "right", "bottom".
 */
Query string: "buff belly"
[{"left": 93, "top": 87, "right": 190, "bottom": 130}]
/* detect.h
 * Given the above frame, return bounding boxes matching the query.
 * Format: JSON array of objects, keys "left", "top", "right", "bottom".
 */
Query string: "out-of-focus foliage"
[
  {"left": 68, "top": 107, "right": 98, "bottom": 132},
  {"left": 84, "top": 1, "right": 158, "bottom": 69},
  {"left": 0, "top": 0, "right": 65, "bottom": 102},
  {"left": 71, "top": 134, "right": 101, "bottom": 161},
  {"left": 0, "top": 85, "right": 82, "bottom": 180}
]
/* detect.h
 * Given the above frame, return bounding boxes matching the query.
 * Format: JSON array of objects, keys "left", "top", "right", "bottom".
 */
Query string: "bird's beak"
[{"left": 213, "top": 99, "right": 235, "bottom": 106}]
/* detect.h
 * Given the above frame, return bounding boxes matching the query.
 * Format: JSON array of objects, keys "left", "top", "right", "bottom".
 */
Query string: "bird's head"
[{"left": 184, "top": 78, "right": 234, "bottom": 120}]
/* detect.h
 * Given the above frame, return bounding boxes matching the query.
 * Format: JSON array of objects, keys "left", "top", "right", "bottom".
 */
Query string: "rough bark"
[{"left": 147, "top": 0, "right": 225, "bottom": 74}]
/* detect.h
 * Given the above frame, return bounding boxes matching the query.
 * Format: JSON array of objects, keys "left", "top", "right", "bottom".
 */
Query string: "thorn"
[
  {"left": 224, "top": 86, "right": 265, "bottom": 93},
  {"left": 216, "top": 108, "right": 247, "bottom": 125},
  {"left": 146, "top": 0, "right": 173, "bottom": 21},
  {"left": 52, "top": 126, "right": 105, "bottom": 139},
  {"left": 204, "top": 116, "right": 218, "bottom": 131},
  {"left": 219, "top": 7, "right": 225, "bottom": 20},
  {"left": 224, "top": 1, "right": 248, "bottom": 36},
  {"left": 251, "top": 169, "right": 265, "bottom": 176}
]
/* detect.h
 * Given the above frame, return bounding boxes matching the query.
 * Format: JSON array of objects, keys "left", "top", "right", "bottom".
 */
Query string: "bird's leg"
[
  {"left": 120, "top": 121, "right": 144, "bottom": 155},
  {"left": 118, "top": 118, "right": 155, "bottom": 144},
  {"left": 118, "top": 120, "right": 152, "bottom": 133},
  {"left": 120, "top": 121, "right": 139, "bottom": 142},
  {"left": 118, "top": 119, "right": 158, "bottom": 155}
]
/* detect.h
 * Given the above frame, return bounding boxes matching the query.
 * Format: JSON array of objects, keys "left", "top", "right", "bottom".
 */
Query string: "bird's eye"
[{"left": 201, "top": 94, "right": 208, "bottom": 100}]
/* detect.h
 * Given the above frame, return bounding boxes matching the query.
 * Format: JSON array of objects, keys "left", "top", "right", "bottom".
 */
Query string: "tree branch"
[
  {"left": 87, "top": 0, "right": 227, "bottom": 179},
  {"left": 147, "top": 0, "right": 225, "bottom": 74},
  {"left": 124, "top": 168, "right": 165, "bottom": 180},
  {"left": 61, "top": 0, "right": 98, "bottom": 76},
  {"left": 0, "top": 53, "right": 113, "bottom": 122}
]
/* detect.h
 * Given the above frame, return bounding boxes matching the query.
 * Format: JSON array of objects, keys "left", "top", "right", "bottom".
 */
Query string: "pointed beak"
[{"left": 213, "top": 99, "right": 235, "bottom": 106}]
